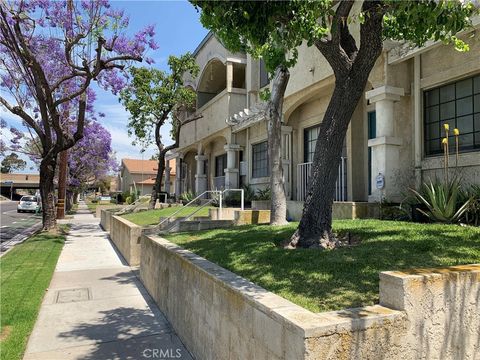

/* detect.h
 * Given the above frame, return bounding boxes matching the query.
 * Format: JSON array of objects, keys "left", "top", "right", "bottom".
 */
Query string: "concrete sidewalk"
[{"left": 23, "top": 203, "right": 193, "bottom": 360}]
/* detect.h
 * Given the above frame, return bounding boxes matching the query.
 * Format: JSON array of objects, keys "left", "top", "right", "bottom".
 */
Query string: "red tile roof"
[{"left": 121, "top": 158, "right": 176, "bottom": 175}]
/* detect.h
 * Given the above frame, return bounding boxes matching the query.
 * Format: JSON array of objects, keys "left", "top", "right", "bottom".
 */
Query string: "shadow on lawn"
[{"left": 168, "top": 221, "right": 480, "bottom": 312}]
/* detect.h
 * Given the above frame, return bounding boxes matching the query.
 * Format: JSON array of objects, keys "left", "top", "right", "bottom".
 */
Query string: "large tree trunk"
[
  {"left": 39, "top": 155, "right": 57, "bottom": 230},
  {"left": 149, "top": 150, "right": 166, "bottom": 210},
  {"left": 267, "top": 66, "right": 290, "bottom": 225},
  {"left": 289, "top": 82, "right": 365, "bottom": 248},
  {"left": 289, "top": 1, "right": 384, "bottom": 249}
]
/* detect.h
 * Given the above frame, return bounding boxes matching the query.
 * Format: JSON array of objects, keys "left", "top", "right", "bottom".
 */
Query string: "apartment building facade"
[{"left": 169, "top": 20, "right": 480, "bottom": 211}]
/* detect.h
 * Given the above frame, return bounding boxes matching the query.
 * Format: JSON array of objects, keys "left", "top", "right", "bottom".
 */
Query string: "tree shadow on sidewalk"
[{"left": 57, "top": 306, "right": 191, "bottom": 360}]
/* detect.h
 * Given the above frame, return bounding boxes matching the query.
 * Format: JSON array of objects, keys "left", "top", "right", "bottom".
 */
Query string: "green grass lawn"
[
  {"left": 1, "top": 231, "right": 65, "bottom": 360},
  {"left": 165, "top": 220, "right": 480, "bottom": 313},
  {"left": 122, "top": 206, "right": 214, "bottom": 226},
  {"left": 85, "top": 200, "right": 112, "bottom": 212}
]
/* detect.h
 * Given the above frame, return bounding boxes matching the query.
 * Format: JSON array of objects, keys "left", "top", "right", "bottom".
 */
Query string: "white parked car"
[{"left": 17, "top": 196, "right": 40, "bottom": 213}]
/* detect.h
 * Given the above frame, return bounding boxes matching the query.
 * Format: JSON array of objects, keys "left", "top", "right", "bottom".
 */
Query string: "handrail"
[
  {"left": 117, "top": 195, "right": 150, "bottom": 215},
  {"left": 158, "top": 190, "right": 221, "bottom": 227},
  {"left": 219, "top": 189, "right": 244, "bottom": 219},
  {"left": 157, "top": 188, "right": 245, "bottom": 229}
]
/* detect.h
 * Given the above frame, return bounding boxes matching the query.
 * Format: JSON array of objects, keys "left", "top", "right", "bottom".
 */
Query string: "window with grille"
[
  {"left": 304, "top": 125, "right": 321, "bottom": 163},
  {"left": 424, "top": 75, "right": 480, "bottom": 155},
  {"left": 252, "top": 141, "right": 269, "bottom": 178}
]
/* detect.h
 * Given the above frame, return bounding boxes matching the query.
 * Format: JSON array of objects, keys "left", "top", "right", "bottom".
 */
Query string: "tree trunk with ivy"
[
  {"left": 289, "top": 1, "right": 384, "bottom": 249},
  {"left": 267, "top": 66, "right": 290, "bottom": 225}
]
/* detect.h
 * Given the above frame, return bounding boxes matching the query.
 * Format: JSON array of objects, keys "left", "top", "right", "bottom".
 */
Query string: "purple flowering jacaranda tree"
[
  {"left": 67, "top": 120, "right": 117, "bottom": 208},
  {"left": 0, "top": 0, "right": 157, "bottom": 230}
]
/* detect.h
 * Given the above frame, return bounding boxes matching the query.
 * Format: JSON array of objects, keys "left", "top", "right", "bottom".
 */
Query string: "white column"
[
  {"left": 224, "top": 144, "right": 240, "bottom": 189},
  {"left": 413, "top": 55, "right": 423, "bottom": 190},
  {"left": 195, "top": 154, "right": 207, "bottom": 195},
  {"left": 226, "top": 61, "right": 233, "bottom": 92},
  {"left": 365, "top": 85, "right": 404, "bottom": 202}
]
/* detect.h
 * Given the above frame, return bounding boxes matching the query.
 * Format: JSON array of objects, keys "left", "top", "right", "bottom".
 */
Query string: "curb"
[{"left": 0, "top": 222, "right": 43, "bottom": 257}]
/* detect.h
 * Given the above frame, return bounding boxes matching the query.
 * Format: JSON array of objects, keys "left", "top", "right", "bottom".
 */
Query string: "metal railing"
[
  {"left": 218, "top": 188, "right": 244, "bottom": 219},
  {"left": 157, "top": 188, "right": 245, "bottom": 228},
  {"left": 296, "top": 157, "right": 348, "bottom": 202},
  {"left": 116, "top": 195, "right": 151, "bottom": 215},
  {"left": 157, "top": 190, "right": 222, "bottom": 228}
]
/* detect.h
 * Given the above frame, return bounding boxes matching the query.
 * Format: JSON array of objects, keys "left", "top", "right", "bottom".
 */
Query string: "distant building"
[{"left": 118, "top": 158, "right": 176, "bottom": 196}]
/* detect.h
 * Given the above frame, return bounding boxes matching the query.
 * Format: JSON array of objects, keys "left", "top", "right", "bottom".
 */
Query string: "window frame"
[
  {"left": 251, "top": 141, "right": 269, "bottom": 179},
  {"left": 304, "top": 125, "right": 321, "bottom": 163},
  {"left": 423, "top": 74, "right": 480, "bottom": 157}
]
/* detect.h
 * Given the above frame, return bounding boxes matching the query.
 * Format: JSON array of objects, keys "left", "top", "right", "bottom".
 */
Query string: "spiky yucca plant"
[{"left": 410, "top": 180, "right": 472, "bottom": 223}]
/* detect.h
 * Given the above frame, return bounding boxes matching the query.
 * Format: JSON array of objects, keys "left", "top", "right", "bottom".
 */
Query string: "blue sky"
[
  {"left": 94, "top": 0, "right": 209, "bottom": 162},
  {"left": 1, "top": 0, "right": 209, "bottom": 170}
]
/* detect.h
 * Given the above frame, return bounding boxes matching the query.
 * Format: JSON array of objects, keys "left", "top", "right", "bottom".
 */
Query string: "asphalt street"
[{"left": 0, "top": 200, "right": 42, "bottom": 247}]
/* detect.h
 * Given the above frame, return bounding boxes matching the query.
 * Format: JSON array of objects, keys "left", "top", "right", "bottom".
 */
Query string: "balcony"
[
  {"left": 296, "top": 157, "right": 348, "bottom": 202},
  {"left": 179, "top": 89, "right": 246, "bottom": 148}
]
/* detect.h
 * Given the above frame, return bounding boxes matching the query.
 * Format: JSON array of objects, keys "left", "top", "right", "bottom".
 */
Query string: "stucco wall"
[
  {"left": 109, "top": 215, "right": 143, "bottom": 266},
  {"left": 140, "top": 236, "right": 480, "bottom": 360}
]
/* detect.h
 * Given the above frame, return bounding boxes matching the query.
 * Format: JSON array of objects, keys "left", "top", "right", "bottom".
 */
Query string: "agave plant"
[{"left": 410, "top": 180, "right": 472, "bottom": 224}]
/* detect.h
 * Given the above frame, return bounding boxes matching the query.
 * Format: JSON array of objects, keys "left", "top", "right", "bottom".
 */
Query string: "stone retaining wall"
[{"left": 140, "top": 235, "right": 480, "bottom": 360}]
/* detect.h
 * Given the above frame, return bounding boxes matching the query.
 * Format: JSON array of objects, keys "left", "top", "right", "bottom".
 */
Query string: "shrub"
[
  {"left": 461, "top": 184, "right": 480, "bottom": 226},
  {"left": 242, "top": 184, "right": 257, "bottom": 202},
  {"left": 256, "top": 187, "right": 271, "bottom": 201},
  {"left": 225, "top": 191, "right": 242, "bottom": 207},
  {"left": 125, "top": 196, "right": 133, "bottom": 204},
  {"left": 180, "top": 192, "right": 195, "bottom": 204},
  {"left": 379, "top": 200, "right": 411, "bottom": 221}
]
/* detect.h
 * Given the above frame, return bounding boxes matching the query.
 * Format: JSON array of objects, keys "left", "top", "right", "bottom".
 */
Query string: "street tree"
[
  {"left": 288, "top": 0, "right": 477, "bottom": 249},
  {"left": 0, "top": 0, "right": 157, "bottom": 230},
  {"left": 191, "top": 0, "right": 329, "bottom": 225},
  {"left": 0, "top": 152, "right": 26, "bottom": 173},
  {"left": 119, "top": 54, "right": 199, "bottom": 209},
  {"left": 67, "top": 121, "right": 117, "bottom": 209}
]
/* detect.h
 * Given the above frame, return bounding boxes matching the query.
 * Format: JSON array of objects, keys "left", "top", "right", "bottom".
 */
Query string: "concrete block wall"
[
  {"left": 234, "top": 210, "right": 270, "bottom": 225},
  {"left": 379, "top": 265, "right": 480, "bottom": 359},
  {"left": 100, "top": 209, "right": 117, "bottom": 232},
  {"left": 140, "top": 235, "right": 480, "bottom": 360},
  {"left": 109, "top": 215, "right": 143, "bottom": 266}
]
